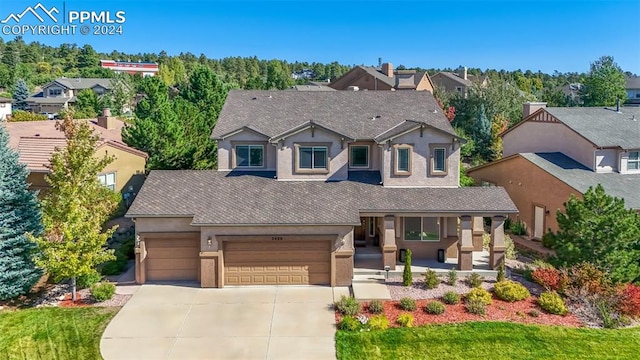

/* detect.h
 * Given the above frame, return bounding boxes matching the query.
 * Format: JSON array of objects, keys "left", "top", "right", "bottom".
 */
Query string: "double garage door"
[{"left": 144, "top": 236, "right": 330, "bottom": 286}]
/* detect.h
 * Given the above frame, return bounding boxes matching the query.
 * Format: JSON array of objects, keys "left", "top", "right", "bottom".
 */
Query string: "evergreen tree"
[
  {"left": 472, "top": 104, "right": 492, "bottom": 161},
  {"left": 402, "top": 249, "right": 413, "bottom": 286},
  {"left": 12, "top": 78, "right": 30, "bottom": 111},
  {"left": 0, "top": 125, "right": 43, "bottom": 300},
  {"left": 580, "top": 56, "right": 627, "bottom": 107}
]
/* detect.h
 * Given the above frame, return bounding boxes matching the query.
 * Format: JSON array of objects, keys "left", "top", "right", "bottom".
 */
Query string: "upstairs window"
[
  {"left": 629, "top": 151, "right": 640, "bottom": 170},
  {"left": 48, "top": 88, "right": 62, "bottom": 96},
  {"left": 98, "top": 172, "right": 116, "bottom": 191},
  {"left": 235, "top": 144, "right": 264, "bottom": 168},
  {"left": 394, "top": 145, "right": 412, "bottom": 175},
  {"left": 430, "top": 146, "right": 448, "bottom": 175},
  {"left": 298, "top": 145, "right": 328, "bottom": 170},
  {"left": 404, "top": 217, "right": 440, "bottom": 241},
  {"left": 349, "top": 145, "right": 369, "bottom": 168}
]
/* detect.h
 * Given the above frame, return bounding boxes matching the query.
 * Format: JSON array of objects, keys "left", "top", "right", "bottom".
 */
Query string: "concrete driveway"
[{"left": 101, "top": 284, "right": 346, "bottom": 360}]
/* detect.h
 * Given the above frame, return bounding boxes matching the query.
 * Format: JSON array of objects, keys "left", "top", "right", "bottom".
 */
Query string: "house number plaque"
[{"left": 272, "top": 236, "right": 284, "bottom": 241}]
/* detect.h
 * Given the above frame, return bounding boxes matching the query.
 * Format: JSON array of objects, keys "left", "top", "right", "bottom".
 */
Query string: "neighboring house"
[
  {"left": 4, "top": 110, "right": 147, "bottom": 195},
  {"left": 291, "top": 82, "right": 336, "bottom": 91},
  {"left": 431, "top": 67, "right": 487, "bottom": 98},
  {"left": 0, "top": 96, "right": 11, "bottom": 120},
  {"left": 126, "top": 90, "right": 517, "bottom": 288},
  {"left": 25, "top": 78, "right": 114, "bottom": 114},
  {"left": 626, "top": 77, "right": 640, "bottom": 105},
  {"left": 562, "top": 83, "right": 583, "bottom": 105},
  {"left": 329, "top": 63, "right": 435, "bottom": 92},
  {"left": 468, "top": 102, "right": 640, "bottom": 239},
  {"left": 100, "top": 60, "right": 159, "bottom": 77},
  {"left": 291, "top": 69, "right": 315, "bottom": 80}
]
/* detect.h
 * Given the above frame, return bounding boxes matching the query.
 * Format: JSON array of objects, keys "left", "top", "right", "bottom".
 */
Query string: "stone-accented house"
[
  {"left": 431, "top": 67, "right": 487, "bottom": 98},
  {"left": 25, "top": 78, "right": 114, "bottom": 114},
  {"left": 4, "top": 109, "right": 147, "bottom": 195},
  {"left": 329, "top": 63, "right": 435, "bottom": 92},
  {"left": 126, "top": 90, "right": 517, "bottom": 288},
  {"left": 468, "top": 102, "right": 640, "bottom": 239}
]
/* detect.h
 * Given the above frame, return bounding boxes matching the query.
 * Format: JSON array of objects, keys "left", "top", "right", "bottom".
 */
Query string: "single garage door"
[
  {"left": 224, "top": 240, "right": 330, "bottom": 285},
  {"left": 145, "top": 237, "right": 199, "bottom": 281}
]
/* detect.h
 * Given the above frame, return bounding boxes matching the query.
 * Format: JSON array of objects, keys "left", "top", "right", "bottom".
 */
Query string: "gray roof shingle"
[
  {"left": 520, "top": 152, "right": 640, "bottom": 209},
  {"left": 127, "top": 171, "right": 518, "bottom": 225},
  {"left": 211, "top": 90, "right": 456, "bottom": 141},
  {"left": 626, "top": 77, "right": 640, "bottom": 89},
  {"left": 53, "top": 78, "right": 113, "bottom": 90},
  {"left": 544, "top": 107, "right": 640, "bottom": 149}
]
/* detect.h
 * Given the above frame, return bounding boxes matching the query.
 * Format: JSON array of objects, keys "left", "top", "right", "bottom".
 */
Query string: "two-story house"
[
  {"left": 431, "top": 67, "right": 487, "bottom": 98},
  {"left": 626, "top": 76, "right": 640, "bottom": 105},
  {"left": 25, "top": 78, "right": 114, "bottom": 114},
  {"left": 329, "top": 63, "right": 435, "bottom": 92},
  {"left": 468, "top": 102, "right": 640, "bottom": 239},
  {"left": 126, "top": 90, "right": 516, "bottom": 288}
]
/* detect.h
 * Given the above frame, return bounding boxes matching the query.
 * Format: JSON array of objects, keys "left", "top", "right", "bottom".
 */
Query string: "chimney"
[
  {"left": 458, "top": 66, "right": 468, "bottom": 80},
  {"left": 97, "top": 108, "right": 117, "bottom": 130},
  {"left": 522, "top": 102, "right": 547, "bottom": 118},
  {"left": 381, "top": 63, "right": 393, "bottom": 78}
]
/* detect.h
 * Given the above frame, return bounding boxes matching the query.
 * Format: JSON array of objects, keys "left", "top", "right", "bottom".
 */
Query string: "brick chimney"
[
  {"left": 381, "top": 63, "right": 393, "bottom": 78},
  {"left": 458, "top": 66, "right": 468, "bottom": 80},
  {"left": 522, "top": 102, "right": 547, "bottom": 119},
  {"left": 97, "top": 108, "right": 117, "bottom": 130}
]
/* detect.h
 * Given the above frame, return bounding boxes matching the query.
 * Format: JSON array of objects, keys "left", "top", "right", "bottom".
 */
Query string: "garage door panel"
[
  {"left": 145, "top": 237, "right": 199, "bottom": 282},
  {"left": 146, "top": 269, "right": 198, "bottom": 281},
  {"left": 146, "top": 259, "right": 198, "bottom": 271},
  {"left": 225, "top": 241, "right": 330, "bottom": 252},
  {"left": 147, "top": 248, "right": 198, "bottom": 259}
]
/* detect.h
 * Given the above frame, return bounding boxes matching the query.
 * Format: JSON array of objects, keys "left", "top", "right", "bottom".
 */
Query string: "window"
[
  {"left": 298, "top": 146, "right": 328, "bottom": 170},
  {"left": 629, "top": 151, "right": 640, "bottom": 170},
  {"left": 350, "top": 145, "right": 369, "bottom": 168},
  {"left": 394, "top": 145, "right": 412, "bottom": 175},
  {"left": 48, "top": 88, "right": 62, "bottom": 96},
  {"left": 455, "top": 86, "right": 463, "bottom": 93},
  {"left": 98, "top": 173, "right": 116, "bottom": 191},
  {"left": 404, "top": 217, "right": 439, "bottom": 241},
  {"left": 430, "top": 145, "right": 448, "bottom": 175},
  {"left": 235, "top": 144, "right": 264, "bottom": 167},
  {"left": 368, "top": 217, "right": 376, "bottom": 237}
]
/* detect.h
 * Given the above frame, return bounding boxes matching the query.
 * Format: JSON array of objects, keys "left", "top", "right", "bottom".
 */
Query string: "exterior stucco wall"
[
  {"left": 382, "top": 128, "right": 460, "bottom": 187},
  {"left": 217, "top": 131, "right": 276, "bottom": 171},
  {"left": 101, "top": 144, "right": 146, "bottom": 193},
  {"left": 503, "top": 121, "right": 596, "bottom": 170},
  {"left": 431, "top": 73, "right": 466, "bottom": 95},
  {"left": 468, "top": 156, "right": 581, "bottom": 234},
  {"left": 415, "top": 75, "right": 435, "bottom": 92},
  {"left": 276, "top": 127, "right": 348, "bottom": 181},
  {"left": 134, "top": 217, "right": 197, "bottom": 233},
  {"left": 595, "top": 149, "right": 618, "bottom": 172}
]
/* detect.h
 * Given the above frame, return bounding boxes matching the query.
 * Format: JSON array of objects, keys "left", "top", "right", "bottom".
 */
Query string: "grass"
[
  {"left": 336, "top": 321, "right": 640, "bottom": 360},
  {"left": 0, "top": 307, "right": 119, "bottom": 360}
]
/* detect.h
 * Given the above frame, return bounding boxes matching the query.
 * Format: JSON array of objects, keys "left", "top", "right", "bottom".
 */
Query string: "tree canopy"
[{"left": 580, "top": 56, "right": 627, "bottom": 107}]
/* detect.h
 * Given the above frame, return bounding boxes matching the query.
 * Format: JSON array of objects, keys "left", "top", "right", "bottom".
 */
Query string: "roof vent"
[
  {"left": 35, "top": 133, "right": 40, "bottom": 137},
  {"left": 432, "top": 108, "right": 438, "bottom": 113},
  {"left": 252, "top": 97, "right": 257, "bottom": 100}
]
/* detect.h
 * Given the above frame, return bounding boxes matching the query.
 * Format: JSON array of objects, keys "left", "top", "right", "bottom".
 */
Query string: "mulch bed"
[
  {"left": 59, "top": 292, "right": 94, "bottom": 307},
  {"left": 336, "top": 297, "right": 583, "bottom": 328}
]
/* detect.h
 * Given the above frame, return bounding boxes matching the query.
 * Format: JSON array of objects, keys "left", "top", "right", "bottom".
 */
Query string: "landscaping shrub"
[
  {"left": 423, "top": 269, "right": 439, "bottom": 289},
  {"left": 396, "top": 313, "right": 414, "bottom": 327},
  {"left": 77, "top": 271, "right": 102, "bottom": 289},
  {"left": 483, "top": 233, "right": 517, "bottom": 260},
  {"left": 466, "top": 273, "right": 484, "bottom": 288},
  {"left": 402, "top": 249, "right": 413, "bottom": 286},
  {"left": 339, "top": 316, "right": 360, "bottom": 331},
  {"left": 446, "top": 269, "right": 458, "bottom": 286},
  {"left": 532, "top": 267, "right": 566, "bottom": 292},
  {"left": 90, "top": 282, "right": 115, "bottom": 302},
  {"left": 596, "top": 298, "right": 630, "bottom": 329},
  {"left": 442, "top": 291, "right": 461, "bottom": 305},
  {"left": 100, "top": 252, "right": 128, "bottom": 276},
  {"left": 494, "top": 280, "right": 531, "bottom": 302},
  {"left": 528, "top": 309, "right": 540, "bottom": 317},
  {"left": 538, "top": 291, "right": 568, "bottom": 315},
  {"left": 399, "top": 297, "right": 417, "bottom": 311},
  {"left": 367, "top": 299, "right": 384, "bottom": 314},
  {"left": 9, "top": 110, "right": 48, "bottom": 122},
  {"left": 618, "top": 283, "right": 640, "bottom": 318},
  {"left": 541, "top": 231, "right": 555, "bottom": 249},
  {"left": 335, "top": 295, "right": 360, "bottom": 316},
  {"left": 119, "top": 236, "right": 136, "bottom": 260},
  {"left": 424, "top": 301, "right": 446, "bottom": 315},
  {"left": 497, "top": 260, "right": 506, "bottom": 282},
  {"left": 509, "top": 219, "right": 527, "bottom": 236},
  {"left": 368, "top": 315, "right": 389, "bottom": 330},
  {"left": 466, "top": 299, "right": 487, "bottom": 315},
  {"left": 465, "top": 288, "right": 492, "bottom": 306},
  {"left": 565, "top": 262, "right": 613, "bottom": 296}
]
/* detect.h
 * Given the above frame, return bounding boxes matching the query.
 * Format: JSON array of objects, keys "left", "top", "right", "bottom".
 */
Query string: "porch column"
[
  {"left": 457, "top": 215, "right": 473, "bottom": 271},
  {"left": 490, "top": 215, "right": 506, "bottom": 270},
  {"left": 382, "top": 215, "right": 397, "bottom": 270}
]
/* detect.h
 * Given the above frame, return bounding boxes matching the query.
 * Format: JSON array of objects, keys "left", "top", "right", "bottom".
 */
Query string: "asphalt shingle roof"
[
  {"left": 212, "top": 90, "right": 456, "bottom": 141},
  {"left": 544, "top": 107, "right": 640, "bottom": 149},
  {"left": 127, "top": 171, "right": 518, "bottom": 225},
  {"left": 54, "top": 78, "right": 113, "bottom": 90},
  {"left": 520, "top": 152, "right": 640, "bottom": 209}
]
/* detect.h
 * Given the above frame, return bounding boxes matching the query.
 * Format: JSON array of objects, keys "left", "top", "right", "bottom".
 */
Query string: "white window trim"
[
  {"left": 432, "top": 147, "right": 447, "bottom": 173},
  {"left": 349, "top": 145, "right": 370, "bottom": 168},
  {"left": 294, "top": 143, "right": 330, "bottom": 173},
  {"left": 404, "top": 217, "right": 440, "bottom": 242},
  {"left": 628, "top": 151, "right": 640, "bottom": 171},
  {"left": 98, "top": 172, "right": 116, "bottom": 191},
  {"left": 235, "top": 144, "right": 265, "bottom": 168}
]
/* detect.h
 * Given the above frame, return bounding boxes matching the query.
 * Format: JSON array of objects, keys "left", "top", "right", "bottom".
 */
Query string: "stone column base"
[
  {"left": 457, "top": 245, "right": 474, "bottom": 271},
  {"left": 490, "top": 246, "right": 506, "bottom": 270},
  {"left": 382, "top": 245, "right": 397, "bottom": 270}
]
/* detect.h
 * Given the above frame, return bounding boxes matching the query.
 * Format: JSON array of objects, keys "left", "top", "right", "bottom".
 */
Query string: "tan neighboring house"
[
  {"left": 431, "top": 67, "right": 487, "bottom": 98},
  {"left": 468, "top": 102, "right": 640, "bottom": 239},
  {"left": 0, "top": 96, "right": 11, "bottom": 120},
  {"left": 329, "top": 62, "right": 435, "bottom": 92},
  {"left": 4, "top": 111, "right": 147, "bottom": 195},
  {"left": 126, "top": 90, "right": 517, "bottom": 288},
  {"left": 25, "top": 78, "right": 114, "bottom": 114}
]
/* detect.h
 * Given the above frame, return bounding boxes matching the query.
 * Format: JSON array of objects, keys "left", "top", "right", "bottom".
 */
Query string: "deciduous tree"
[{"left": 580, "top": 56, "right": 627, "bottom": 107}]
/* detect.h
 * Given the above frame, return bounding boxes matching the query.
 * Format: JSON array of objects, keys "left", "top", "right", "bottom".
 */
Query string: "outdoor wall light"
[
  {"left": 135, "top": 235, "right": 140, "bottom": 248},
  {"left": 384, "top": 265, "right": 391, "bottom": 280},
  {"left": 206, "top": 236, "right": 213, "bottom": 247}
]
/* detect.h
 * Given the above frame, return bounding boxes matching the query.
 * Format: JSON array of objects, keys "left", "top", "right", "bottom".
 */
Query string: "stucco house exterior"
[
  {"left": 25, "top": 78, "right": 114, "bottom": 114},
  {"left": 431, "top": 67, "right": 487, "bottom": 98},
  {"left": 626, "top": 77, "right": 640, "bottom": 105},
  {"left": 126, "top": 90, "right": 517, "bottom": 288},
  {"left": 329, "top": 63, "right": 435, "bottom": 92},
  {"left": 4, "top": 110, "right": 147, "bottom": 195},
  {"left": 468, "top": 102, "right": 640, "bottom": 239}
]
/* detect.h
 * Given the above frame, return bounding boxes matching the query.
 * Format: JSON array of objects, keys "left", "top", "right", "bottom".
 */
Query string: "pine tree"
[
  {"left": 12, "top": 78, "right": 30, "bottom": 111},
  {"left": 0, "top": 124, "right": 43, "bottom": 300},
  {"left": 402, "top": 249, "right": 413, "bottom": 286}
]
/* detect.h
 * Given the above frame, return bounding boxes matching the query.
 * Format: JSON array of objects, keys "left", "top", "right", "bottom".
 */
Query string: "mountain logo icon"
[{"left": 1, "top": 3, "right": 59, "bottom": 24}]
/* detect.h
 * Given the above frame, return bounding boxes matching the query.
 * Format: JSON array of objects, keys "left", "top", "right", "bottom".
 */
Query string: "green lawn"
[
  {"left": 336, "top": 321, "right": 640, "bottom": 360},
  {"left": 0, "top": 307, "right": 119, "bottom": 360}
]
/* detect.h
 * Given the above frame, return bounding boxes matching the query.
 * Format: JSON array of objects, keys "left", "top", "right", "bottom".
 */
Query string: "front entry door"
[
  {"left": 533, "top": 205, "right": 545, "bottom": 239},
  {"left": 354, "top": 217, "right": 366, "bottom": 240}
]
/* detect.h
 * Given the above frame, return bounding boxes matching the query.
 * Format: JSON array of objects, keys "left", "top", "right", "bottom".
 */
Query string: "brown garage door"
[
  {"left": 145, "top": 237, "right": 199, "bottom": 281},
  {"left": 224, "top": 240, "right": 330, "bottom": 285}
]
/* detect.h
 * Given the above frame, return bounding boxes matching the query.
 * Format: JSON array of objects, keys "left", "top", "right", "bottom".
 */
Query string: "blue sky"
[{"left": 1, "top": 0, "right": 639, "bottom": 74}]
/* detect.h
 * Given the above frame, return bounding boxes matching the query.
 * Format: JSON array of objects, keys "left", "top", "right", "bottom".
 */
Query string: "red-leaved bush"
[
  {"left": 618, "top": 284, "right": 640, "bottom": 317},
  {"left": 532, "top": 267, "right": 564, "bottom": 291}
]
